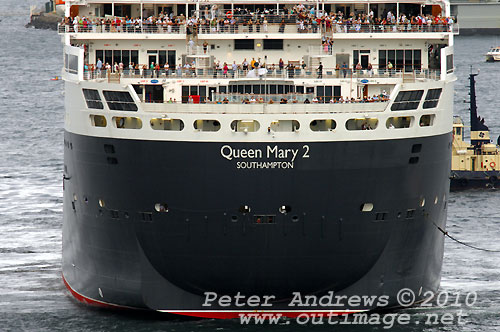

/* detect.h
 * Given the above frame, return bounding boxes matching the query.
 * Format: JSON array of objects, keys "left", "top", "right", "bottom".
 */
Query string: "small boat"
[
  {"left": 485, "top": 47, "right": 500, "bottom": 62},
  {"left": 451, "top": 71, "right": 500, "bottom": 189}
]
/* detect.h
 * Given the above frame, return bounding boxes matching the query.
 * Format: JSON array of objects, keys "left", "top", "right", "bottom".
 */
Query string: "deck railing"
[
  {"left": 83, "top": 68, "right": 441, "bottom": 81},
  {"left": 58, "top": 22, "right": 454, "bottom": 35}
]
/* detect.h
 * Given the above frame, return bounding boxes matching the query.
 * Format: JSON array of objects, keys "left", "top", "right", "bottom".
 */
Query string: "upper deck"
[{"left": 59, "top": 0, "right": 456, "bottom": 41}]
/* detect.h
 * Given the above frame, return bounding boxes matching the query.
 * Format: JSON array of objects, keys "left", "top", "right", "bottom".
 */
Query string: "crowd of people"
[
  {"left": 61, "top": 5, "right": 455, "bottom": 34},
  {"left": 209, "top": 92, "right": 389, "bottom": 105},
  {"left": 87, "top": 56, "right": 389, "bottom": 81}
]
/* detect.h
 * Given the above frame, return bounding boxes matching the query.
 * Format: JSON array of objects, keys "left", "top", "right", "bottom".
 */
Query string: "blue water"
[{"left": 1, "top": 1, "right": 500, "bottom": 330}]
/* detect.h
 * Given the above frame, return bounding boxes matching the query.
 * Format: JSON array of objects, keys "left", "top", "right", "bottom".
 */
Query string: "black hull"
[{"left": 62, "top": 132, "right": 451, "bottom": 316}]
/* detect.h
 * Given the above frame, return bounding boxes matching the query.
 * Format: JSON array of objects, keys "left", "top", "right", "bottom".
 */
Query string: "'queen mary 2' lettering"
[{"left": 220, "top": 145, "right": 310, "bottom": 169}]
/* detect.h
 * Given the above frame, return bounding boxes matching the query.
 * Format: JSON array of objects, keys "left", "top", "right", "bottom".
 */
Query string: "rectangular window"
[
  {"left": 391, "top": 90, "right": 424, "bottom": 111},
  {"left": 379, "top": 50, "right": 386, "bottom": 70},
  {"left": 234, "top": 39, "right": 254, "bottom": 50},
  {"left": 82, "top": 89, "right": 103, "bottom": 109},
  {"left": 446, "top": 54, "right": 454, "bottom": 73},
  {"left": 103, "top": 91, "right": 138, "bottom": 111},
  {"left": 263, "top": 39, "right": 283, "bottom": 50},
  {"left": 423, "top": 88, "right": 442, "bottom": 109},
  {"left": 67, "top": 54, "right": 79, "bottom": 74}
]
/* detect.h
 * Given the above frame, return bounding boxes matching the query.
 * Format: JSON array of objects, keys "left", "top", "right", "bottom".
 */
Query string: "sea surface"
[{"left": 1, "top": 1, "right": 500, "bottom": 331}]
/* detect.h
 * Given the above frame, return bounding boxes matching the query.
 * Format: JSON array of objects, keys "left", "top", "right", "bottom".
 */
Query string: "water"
[{"left": 1, "top": 1, "right": 500, "bottom": 330}]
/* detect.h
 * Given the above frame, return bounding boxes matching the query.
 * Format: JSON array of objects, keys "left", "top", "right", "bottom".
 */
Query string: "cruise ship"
[{"left": 59, "top": 0, "right": 456, "bottom": 318}]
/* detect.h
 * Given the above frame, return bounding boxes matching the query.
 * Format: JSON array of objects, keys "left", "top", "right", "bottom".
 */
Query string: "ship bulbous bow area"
[{"left": 135, "top": 217, "right": 390, "bottom": 309}]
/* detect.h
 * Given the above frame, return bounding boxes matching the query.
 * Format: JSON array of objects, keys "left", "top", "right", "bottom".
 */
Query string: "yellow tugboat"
[{"left": 451, "top": 71, "right": 500, "bottom": 189}]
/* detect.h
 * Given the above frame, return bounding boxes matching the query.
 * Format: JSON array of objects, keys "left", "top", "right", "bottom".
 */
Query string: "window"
[
  {"left": 419, "top": 114, "right": 435, "bottom": 127},
  {"left": 96, "top": 50, "right": 139, "bottom": 67},
  {"left": 263, "top": 39, "right": 283, "bottom": 50},
  {"left": 378, "top": 49, "right": 422, "bottom": 71},
  {"left": 446, "top": 54, "right": 454, "bottom": 73},
  {"left": 310, "top": 119, "right": 336, "bottom": 131},
  {"left": 386, "top": 116, "right": 413, "bottom": 129},
  {"left": 150, "top": 118, "right": 184, "bottom": 131},
  {"left": 270, "top": 120, "right": 300, "bottom": 132},
  {"left": 254, "top": 215, "right": 275, "bottom": 224},
  {"left": 103, "top": 91, "right": 138, "bottom": 111},
  {"left": 194, "top": 120, "right": 221, "bottom": 132},
  {"left": 391, "top": 90, "right": 423, "bottom": 111},
  {"left": 90, "top": 115, "right": 107, "bottom": 127},
  {"left": 182, "top": 85, "right": 208, "bottom": 103},
  {"left": 360, "top": 203, "right": 374, "bottom": 212},
  {"left": 113, "top": 116, "right": 142, "bottom": 129},
  {"left": 423, "top": 88, "right": 442, "bottom": 109},
  {"left": 83, "top": 89, "right": 103, "bottom": 109},
  {"left": 65, "top": 53, "right": 79, "bottom": 74},
  {"left": 231, "top": 120, "right": 260, "bottom": 132},
  {"left": 316, "top": 85, "right": 341, "bottom": 103},
  {"left": 346, "top": 118, "right": 378, "bottom": 130},
  {"left": 234, "top": 39, "right": 254, "bottom": 50}
]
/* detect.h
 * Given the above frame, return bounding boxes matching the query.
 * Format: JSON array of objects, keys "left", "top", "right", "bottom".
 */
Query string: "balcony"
[
  {"left": 58, "top": 21, "right": 455, "bottom": 38},
  {"left": 83, "top": 67, "right": 441, "bottom": 82}
]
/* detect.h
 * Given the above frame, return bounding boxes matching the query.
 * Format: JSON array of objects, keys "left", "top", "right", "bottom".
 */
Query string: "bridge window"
[
  {"left": 90, "top": 115, "right": 107, "bottom": 127},
  {"left": 310, "top": 119, "right": 336, "bottom": 131},
  {"left": 194, "top": 120, "right": 221, "bottom": 132},
  {"left": 150, "top": 118, "right": 184, "bottom": 131},
  {"left": 386, "top": 116, "right": 413, "bottom": 129},
  {"left": 391, "top": 90, "right": 423, "bottom": 111},
  {"left": 82, "top": 89, "right": 103, "bottom": 109},
  {"left": 423, "top": 88, "right": 442, "bottom": 109},
  {"left": 103, "top": 91, "right": 138, "bottom": 111},
  {"left": 230, "top": 120, "right": 260, "bottom": 132},
  {"left": 113, "top": 116, "right": 142, "bottom": 129}
]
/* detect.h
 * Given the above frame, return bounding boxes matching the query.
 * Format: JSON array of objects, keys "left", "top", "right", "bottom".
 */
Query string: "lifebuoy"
[
  {"left": 226, "top": 11, "right": 232, "bottom": 19},
  {"left": 491, "top": 161, "right": 496, "bottom": 169}
]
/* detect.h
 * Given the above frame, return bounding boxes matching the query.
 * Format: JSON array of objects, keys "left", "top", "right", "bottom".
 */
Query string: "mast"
[{"left": 469, "top": 68, "right": 490, "bottom": 147}]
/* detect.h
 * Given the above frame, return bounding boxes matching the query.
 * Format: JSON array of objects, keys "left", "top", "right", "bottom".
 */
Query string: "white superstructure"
[{"left": 59, "top": 0, "right": 457, "bottom": 144}]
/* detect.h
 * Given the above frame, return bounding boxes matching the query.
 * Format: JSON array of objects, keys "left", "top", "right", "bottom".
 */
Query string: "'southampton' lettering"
[{"left": 220, "top": 144, "right": 310, "bottom": 169}]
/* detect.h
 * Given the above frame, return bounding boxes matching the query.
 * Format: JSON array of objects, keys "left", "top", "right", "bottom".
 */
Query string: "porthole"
[
  {"left": 239, "top": 205, "right": 251, "bottom": 214},
  {"left": 292, "top": 215, "right": 299, "bottom": 222},
  {"left": 98, "top": 199, "right": 105, "bottom": 208},
  {"left": 434, "top": 196, "right": 439, "bottom": 205},
  {"left": 360, "top": 203, "right": 374, "bottom": 212},
  {"left": 279, "top": 205, "right": 291, "bottom": 214},
  {"left": 154, "top": 203, "right": 169, "bottom": 212},
  {"left": 420, "top": 197, "right": 426, "bottom": 207},
  {"left": 231, "top": 215, "right": 238, "bottom": 222}
]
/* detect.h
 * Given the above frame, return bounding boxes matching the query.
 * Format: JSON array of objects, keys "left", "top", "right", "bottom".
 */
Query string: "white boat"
[{"left": 486, "top": 47, "right": 500, "bottom": 62}]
